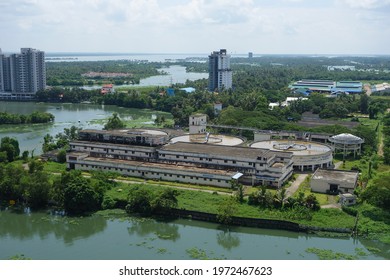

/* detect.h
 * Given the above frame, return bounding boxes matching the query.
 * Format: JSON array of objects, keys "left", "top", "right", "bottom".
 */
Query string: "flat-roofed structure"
[
  {"left": 289, "top": 80, "right": 362, "bottom": 94},
  {"left": 67, "top": 153, "right": 237, "bottom": 188},
  {"left": 310, "top": 169, "right": 359, "bottom": 194},
  {"left": 371, "top": 82, "right": 390, "bottom": 94},
  {"left": 78, "top": 129, "right": 169, "bottom": 146},
  {"left": 67, "top": 129, "right": 294, "bottom": 188},
  {"left": 250, "top": 140, "right": 333, "bottom": 171},
  {"left": 159, "top": 142, "right": 293, "bottom": 187}
]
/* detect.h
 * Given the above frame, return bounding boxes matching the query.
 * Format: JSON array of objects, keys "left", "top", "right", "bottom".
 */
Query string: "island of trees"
[{"left": 0, "top": 111, "right": 54, "bottom": 125}]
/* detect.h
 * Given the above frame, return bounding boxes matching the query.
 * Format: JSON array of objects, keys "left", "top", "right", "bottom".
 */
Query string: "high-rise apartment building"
[
  {"left": 208, "top": 49, "right": 232, "bottom": 92},
  {"left": 0, "top": 48, "right": 46, "bottom": 100}
]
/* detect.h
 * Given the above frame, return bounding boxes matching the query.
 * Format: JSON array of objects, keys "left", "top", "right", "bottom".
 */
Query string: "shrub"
[{"left": 341, "top": 206, "right": 358, "bottom": 217}]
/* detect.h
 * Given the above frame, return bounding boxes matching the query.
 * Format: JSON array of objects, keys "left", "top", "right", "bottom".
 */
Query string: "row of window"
[{"left": 79, "top": 164, "right": 228, "bottom": 183}]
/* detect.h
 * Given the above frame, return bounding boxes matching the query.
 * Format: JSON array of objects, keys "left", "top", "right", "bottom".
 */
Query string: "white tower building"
[{"left": 208, "top": 49, "right": 232, "bottom": 92}]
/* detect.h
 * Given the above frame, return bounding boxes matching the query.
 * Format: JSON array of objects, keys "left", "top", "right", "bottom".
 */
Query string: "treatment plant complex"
[{"left": 66, "top": 114, "right": 364, "bottom": 189}]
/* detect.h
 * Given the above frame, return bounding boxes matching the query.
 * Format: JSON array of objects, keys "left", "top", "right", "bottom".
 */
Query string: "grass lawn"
[
  {"left": 43, "top": 161, "right": 67, "bottom": 173},
  {"left": 105, "top": 182, "right": 356, "bottom": 229}
]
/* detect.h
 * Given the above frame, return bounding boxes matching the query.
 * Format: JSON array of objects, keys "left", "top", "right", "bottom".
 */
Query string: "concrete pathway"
[{"left": 285, "top": 173, "right": 308, "bottom": 198}]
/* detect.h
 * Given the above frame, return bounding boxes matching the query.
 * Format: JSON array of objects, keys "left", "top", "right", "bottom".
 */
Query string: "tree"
[
  {"left": 360, "top": 94, "right": 369, "bottom": 114},
  {"left": 63, "top": 176, "right": 101, "bottom": 215},
  {"left": 57, "top": 149, "right": 67, "bottom": 163},
  {"left": 230, "top": 180, "right": 245, "bottom": 203},
  {"left": 104, "top": 113, "right": 125, "bottom": 130},
  {"left": 274, "top": 188, "right": 288, "bottom": 209},
  {"left": 152, "top": 188, "right": 179, "bottom": 212},
  {"left": 42, "top": 134, "right": 57, "bottom": 153},
  {"left": 0, "top": 137, "right": 20, "bottom": 162},
  {"left": 216, "top": 197, "right": 238, "bottom": 225},
  {"left": 125, "top": 187, "right": 153, "bottom": 216},
  {"left": 21, "top": 170, "right": 51, "bottom": 209},
  {"left": 361, "top": 172, "right": 390, "bottom": 210},
  {"left": 304, "top": 194, "right": 320, "bottom": 211},
  {"left": 0, "top": 163, "right": 25, "bottom": 201},
  {"left": 21, "top": 151, "right": 29, "bottom": 162}
]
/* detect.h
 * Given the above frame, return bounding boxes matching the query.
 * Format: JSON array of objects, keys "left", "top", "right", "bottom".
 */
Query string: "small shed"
[
  {"left": 310, "top": 169, "right": 359, "bottom": 194},
  {"left": 339, "top": 193, "right": 357, "bottom": 206}
]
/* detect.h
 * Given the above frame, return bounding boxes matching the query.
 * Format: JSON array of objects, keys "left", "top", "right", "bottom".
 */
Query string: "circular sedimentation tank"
[
  {"left": 250, "top": 140, "right": 333, "bottom": 170},
  {"left": 170, "top": 133, "right": 244, "bottom": 146}
]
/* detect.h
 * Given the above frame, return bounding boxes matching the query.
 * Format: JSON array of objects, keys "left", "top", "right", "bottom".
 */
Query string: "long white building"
[
  {"left": 0, "top": 48, "right": 46, "bottom": 100},
  {"left": 66, "top": 129, "right": 294, "bottom": 188}
]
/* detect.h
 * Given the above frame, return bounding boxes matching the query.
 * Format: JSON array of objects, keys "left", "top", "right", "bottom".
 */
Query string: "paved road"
[{"left": 285, "top": 173, "right": 308, "bottom": 198}]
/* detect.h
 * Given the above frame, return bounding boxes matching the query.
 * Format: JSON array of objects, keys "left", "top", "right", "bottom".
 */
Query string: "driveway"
[{"left": 285, "top": 173, "right": 308, "bottom": 198}]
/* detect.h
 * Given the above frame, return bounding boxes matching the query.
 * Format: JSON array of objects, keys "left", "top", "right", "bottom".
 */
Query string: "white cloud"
[
  {"left": 0, "top": 0, "right": 389, "bottom": 54},
  {"left": 342, "top": 0, "right": 390, "bottom": 9}
]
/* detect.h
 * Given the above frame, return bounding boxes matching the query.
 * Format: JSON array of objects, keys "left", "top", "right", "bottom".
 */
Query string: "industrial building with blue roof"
[{"left": 289, "top": 80, "right": 362, "bottom": 94}]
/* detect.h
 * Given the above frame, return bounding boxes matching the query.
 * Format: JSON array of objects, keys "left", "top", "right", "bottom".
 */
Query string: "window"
[{"left": 233, "top": 160, "right": 236, "bottom": 164}]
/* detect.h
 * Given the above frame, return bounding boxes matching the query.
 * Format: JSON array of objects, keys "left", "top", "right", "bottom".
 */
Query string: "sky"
[{"left": 0, "top": 0, "right": 390, "bottom": 55}]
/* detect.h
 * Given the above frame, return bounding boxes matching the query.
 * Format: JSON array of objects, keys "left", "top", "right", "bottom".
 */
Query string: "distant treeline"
[
  {"left": 46, "top": 60, "right": 164, "bottom": 86},
  {"left": 0, "top": 111, "right": 55, "bottom": 125}
]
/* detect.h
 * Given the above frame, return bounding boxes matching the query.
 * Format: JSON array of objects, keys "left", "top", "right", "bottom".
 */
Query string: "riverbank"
[
  {"left": 2, "top": 208, "right": 387, "bottom": 260},
  {"left": 39, "top": 161, "right": 389, "bottom": 242}
]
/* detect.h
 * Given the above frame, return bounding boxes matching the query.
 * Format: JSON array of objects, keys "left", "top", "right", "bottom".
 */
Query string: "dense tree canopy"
[
  {"left": 0, "top": 137, "right": 20, "bottom": 162},
  {"left": 104, "top": 113, "right": 126, "bottom": 130},
  {"left": 0, "top": 111, "right": 54, "bottom": 125},
  {"left": 361, "top": 172, "right": 390, "bottom": 211}
]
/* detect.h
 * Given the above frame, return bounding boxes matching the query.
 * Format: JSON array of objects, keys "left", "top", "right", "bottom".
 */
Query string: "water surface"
[{"left": 0, "top": 210, "right": 388, "bottom": 260}]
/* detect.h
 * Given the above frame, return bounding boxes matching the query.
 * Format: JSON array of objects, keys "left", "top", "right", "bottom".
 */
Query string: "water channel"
[
  {"left": 0, "top": 102, "right": 172, "bottom": 155},
  {"left": 1, "top": 209, "right": 388, "bottom": 260}
]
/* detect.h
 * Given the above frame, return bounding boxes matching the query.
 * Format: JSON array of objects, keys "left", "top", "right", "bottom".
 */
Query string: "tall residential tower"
[
  {"left": 0, "top": 48, "right": 46, "bottom": 100},
  {"left": 208, "top": 49, "right": 232, "bottom": 92}
]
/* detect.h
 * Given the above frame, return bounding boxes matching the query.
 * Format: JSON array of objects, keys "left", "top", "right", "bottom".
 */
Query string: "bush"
[
  {"left": 341, "top": 206, "right": 358, "bottom": 217},
  {"left": 101, "top": 195, "right": 116, "bottom": 210}
]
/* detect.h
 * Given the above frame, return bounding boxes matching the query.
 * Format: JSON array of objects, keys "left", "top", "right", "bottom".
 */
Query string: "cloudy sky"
[{"left": 1, "top": 0, "right": 389, "bottom": 55}]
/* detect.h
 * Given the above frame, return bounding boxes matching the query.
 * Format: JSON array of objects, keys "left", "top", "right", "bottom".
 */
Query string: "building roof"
[
  {"left": 312, "top": 169, "right": 359, "bottom": 184},
  {"left": 79, "top": 129, "right": 167, "bottom": 137},
  {"left": 160, "top": 141, "right": 292, "bottom": 160},
  {"left": 329, "top": 133, "right": 364, "bottom": 144},
  {"left": 180, "top": 87, "right": 196, "bottom": 93},
  {"left": 80, "top": 156, "right": 237, "bottom": 177}
]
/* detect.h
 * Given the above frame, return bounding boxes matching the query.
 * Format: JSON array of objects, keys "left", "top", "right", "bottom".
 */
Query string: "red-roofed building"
[{"left": 101, "top": 84, "right": 114, "bottom": 95}]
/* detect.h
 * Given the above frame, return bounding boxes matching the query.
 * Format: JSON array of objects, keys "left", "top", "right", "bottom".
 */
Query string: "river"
[
  {"left": 0, "top": 102, "right": 172, "bottom": 155},
  {"left": 82, "top": 65, "right": 208, "bottom": 89},
  {"left": 0, "top": 209, "right": 388, "bottom": 260}
]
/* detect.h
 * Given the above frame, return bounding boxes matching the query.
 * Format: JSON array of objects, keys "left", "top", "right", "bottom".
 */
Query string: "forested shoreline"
[{"left": 0, "top": 111, "right": 55, "bottom": 125}]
